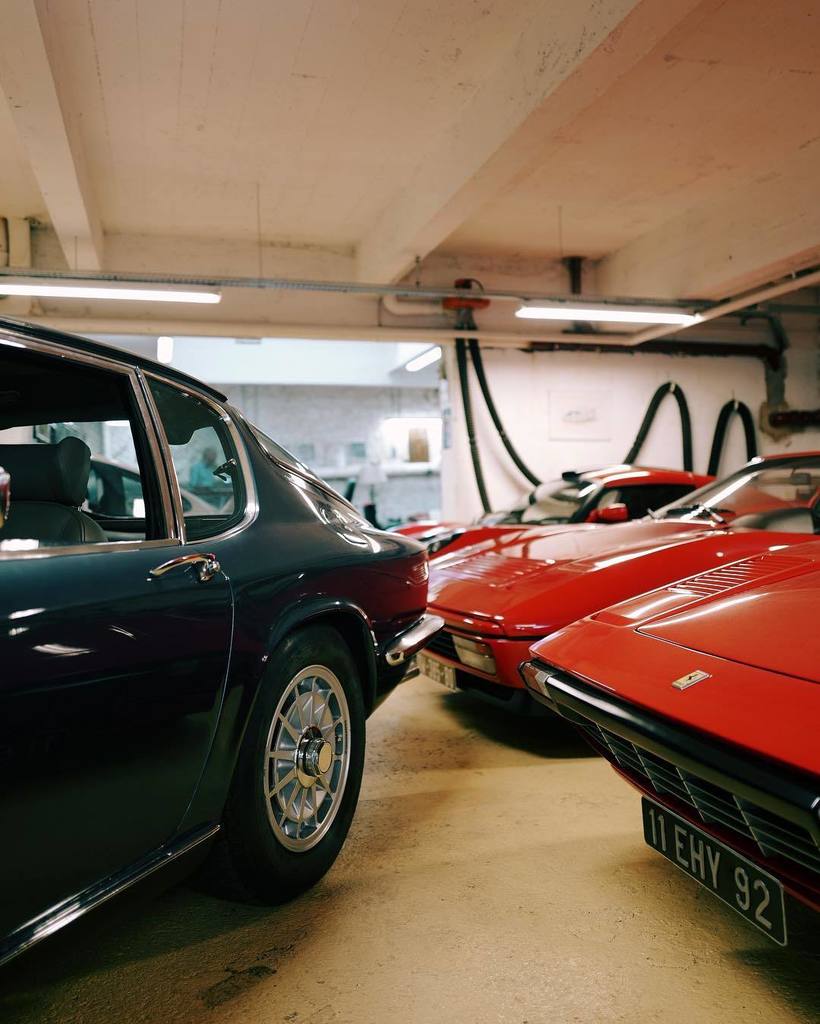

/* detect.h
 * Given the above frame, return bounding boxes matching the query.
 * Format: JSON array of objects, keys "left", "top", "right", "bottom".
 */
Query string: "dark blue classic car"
[{"left": 0, "top": 318, "right": 441, "bottom": 965}]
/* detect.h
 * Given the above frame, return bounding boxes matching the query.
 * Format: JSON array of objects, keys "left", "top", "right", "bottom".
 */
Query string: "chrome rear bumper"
[{"left": 384, "top": 613, "right": 445, "bottom": 666}]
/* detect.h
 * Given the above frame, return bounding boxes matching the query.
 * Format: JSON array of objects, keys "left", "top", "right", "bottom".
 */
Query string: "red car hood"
[
  {"left": 633, "top": 550, "right": 820, "bottom": 683},
  {"left": 427, "top": 519, "right": 805, "bottom": 638},
  {"left": 528, "top": 542, "right": 820, "bottom": 772}
]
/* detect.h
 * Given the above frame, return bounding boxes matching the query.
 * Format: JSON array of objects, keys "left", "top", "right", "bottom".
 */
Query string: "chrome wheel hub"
[
  {"left": 264, "top": 665, "right": 350, "bottom": 852},
  {"left": 296, "top": 731, "right": 334, "bottom": 784}
]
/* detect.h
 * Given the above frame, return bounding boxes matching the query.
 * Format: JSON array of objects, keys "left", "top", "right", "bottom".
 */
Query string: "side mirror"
[
  {"left": 592, "top": 502, "right": 629, "bottom": 524},
  {"left": 0, "top": 466, "right": 9, "bottom": 529}
]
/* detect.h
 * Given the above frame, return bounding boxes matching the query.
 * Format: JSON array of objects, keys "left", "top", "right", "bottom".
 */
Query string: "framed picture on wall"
[{"left": 548, "top": 391, "right": 612, "bottom": 441}]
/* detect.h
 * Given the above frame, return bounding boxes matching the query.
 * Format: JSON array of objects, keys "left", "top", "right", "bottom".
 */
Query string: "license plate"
[
  {"left": 417, "top": 651, "right": 459, "bottom": 692},
  {"left": 642, "top": 798, "right": 787, "bottom": 945}
]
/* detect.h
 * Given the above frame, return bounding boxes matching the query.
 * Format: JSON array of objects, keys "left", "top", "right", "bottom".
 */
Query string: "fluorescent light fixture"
[
  {"left": 516, "top": 304, "right": 699, "bottom": 326},
  {"left": 404, "top": 345, "right": 442, "bottom": 372},
  {"left": 0, "top": 282, "right": 220, "bottom": 304},
  {"left": 156, "top": 336, "right": 174, "bottom": 363}
]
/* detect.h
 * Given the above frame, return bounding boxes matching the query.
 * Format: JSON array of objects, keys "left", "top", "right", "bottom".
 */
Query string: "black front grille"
[
  {"left": 424, "top": 630, "right": 458, "bottom": 661},
  {"left": 578, "top": 717, "right": 820, "bottom": 877}
]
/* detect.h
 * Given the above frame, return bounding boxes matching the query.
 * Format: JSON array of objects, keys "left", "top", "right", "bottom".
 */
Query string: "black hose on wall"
[
  {"left": 624, "top": 382, "right": 694, "bottom": 471},
  {"left": 468, "top": 339, "right": 542, "bottom": 487},
  {"left": 707, "top": 400, "right": 757, "bottom": 476},
  {"left": 455, "top": 337, "right": 491, "bottom": 513},
  {"left": 456, "top": 340, "right": 760, "bottom": 508}
]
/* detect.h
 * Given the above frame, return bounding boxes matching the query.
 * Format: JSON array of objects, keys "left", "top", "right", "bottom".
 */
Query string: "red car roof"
[{"left": 574, "top": 465, "right": 711, "bottom": 488}]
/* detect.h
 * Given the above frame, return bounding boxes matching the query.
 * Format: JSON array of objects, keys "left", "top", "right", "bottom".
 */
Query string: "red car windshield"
[
  {"left": 481, "top": 477, "right": 595, "bottom": 525},
  {"left": 658, "top": 459, "right": 820, "bottom": 530}
]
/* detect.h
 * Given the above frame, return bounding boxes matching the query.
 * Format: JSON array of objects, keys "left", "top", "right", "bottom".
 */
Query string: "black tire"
[{"left": 218, "top": 624, "right": 366, "bottom": 903}]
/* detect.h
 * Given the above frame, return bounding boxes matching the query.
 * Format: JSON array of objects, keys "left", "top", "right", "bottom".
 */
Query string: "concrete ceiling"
[
  {"left": 0, "top": 0, "right": 819, "bottom": 337},
  {"left": 445, "top": 0, "right": 820, "bottom": 271}
]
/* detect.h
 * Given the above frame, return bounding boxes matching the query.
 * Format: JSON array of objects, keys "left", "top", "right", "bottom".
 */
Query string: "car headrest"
[{"left": 0, "top": 437, "right": 91, "bottom": 507}]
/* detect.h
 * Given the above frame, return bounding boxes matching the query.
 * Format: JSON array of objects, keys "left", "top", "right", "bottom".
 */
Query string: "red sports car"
[
  {"left": 520, "top": 538, "right": 820, "bottom": 943},
  {"left": 417, "top": 453, "right": 820, "bottom": 711},
  {"left": 396, "top": 464, "right": 711, "bottom": 556}
]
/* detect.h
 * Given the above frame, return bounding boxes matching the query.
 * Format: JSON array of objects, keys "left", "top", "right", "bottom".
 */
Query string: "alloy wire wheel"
[
  {"left": 215, "top": 624, "right": 365, "bottom": 903},
  {"left": 264, "top": 665, "right": 350, "bottom": 852}
]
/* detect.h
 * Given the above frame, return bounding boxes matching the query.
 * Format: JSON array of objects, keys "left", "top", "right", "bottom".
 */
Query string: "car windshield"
[
  {"left": 657, "top": 458, "right": 820, "bottom": 532},
  {"left": 481, "top": 476, "right": 597, "bottom": 525}
]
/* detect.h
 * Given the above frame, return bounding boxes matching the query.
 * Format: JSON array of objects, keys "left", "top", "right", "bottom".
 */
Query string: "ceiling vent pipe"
[
  {"left": 0, "top": 217, "right": 32, "bottom": 315},
  {"left": 381, "top": 293, "right": 443, "bottom": 317},
  {"left": 563, "top": 255, "right": 595, "bottom": 334}
]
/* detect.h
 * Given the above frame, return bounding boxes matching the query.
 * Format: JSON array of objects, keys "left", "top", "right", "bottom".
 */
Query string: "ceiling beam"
[
  {"left": 355, "top": 0, "right": 703, "bottom": 284},
  {"left": 597, "top": 138, "right": 820, "bottom": 301},
  {"left": 0, "top": 0, "right": 103, "bottom": 269}
]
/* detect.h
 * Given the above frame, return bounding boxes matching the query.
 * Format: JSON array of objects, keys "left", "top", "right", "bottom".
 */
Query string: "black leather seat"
[{"left": 0, "top": 437, "right": 107, "bottom": 545}]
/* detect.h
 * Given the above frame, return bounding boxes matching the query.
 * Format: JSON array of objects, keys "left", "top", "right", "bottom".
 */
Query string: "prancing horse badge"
[{"left": 672, "top": 669, "right": 711, "bottom": 691}]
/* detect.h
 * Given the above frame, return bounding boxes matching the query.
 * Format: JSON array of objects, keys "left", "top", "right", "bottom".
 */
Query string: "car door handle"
[{"left": 150, "top": 553, "right": 221, "bottom": 583}]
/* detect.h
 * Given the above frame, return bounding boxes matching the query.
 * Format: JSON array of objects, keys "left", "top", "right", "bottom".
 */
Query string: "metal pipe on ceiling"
[
  {"left": 19, "top": 316, "right": 630, "bottom": 346},
  {"left": 6, "top": 265, "right": 819, "bottom": 348},
  {"left": 0, "top": 265, "right": 708, "bottom": 310}
]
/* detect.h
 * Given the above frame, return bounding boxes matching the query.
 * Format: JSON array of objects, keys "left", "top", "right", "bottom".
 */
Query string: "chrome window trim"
[
  {"left": 142, "top": 370, "right": 259, "bottom": 544},
  {"left": 0, "top": 537, "right": 181, "bottom": 561},
  {"left": 0, "top": 328, "right": 182, "bottom": 561},
  {"left": 0, "top": 328, "right": 143, "bottom": 374},
  {"left": 136, "top": 368, "right": 187, "bottom": 543},
  {"left": 130, "top": 367, "right": 179, "bottom": 540}
]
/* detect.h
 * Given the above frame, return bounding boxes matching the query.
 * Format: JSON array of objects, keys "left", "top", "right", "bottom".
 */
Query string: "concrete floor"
[{"left": 2, "top": 675, "right": 819, "bottom": 1024}]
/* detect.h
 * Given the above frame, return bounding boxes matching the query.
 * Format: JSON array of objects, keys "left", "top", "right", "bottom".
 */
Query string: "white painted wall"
[{"left": 441, "top": 342, "right": 820, "bottom": 520}]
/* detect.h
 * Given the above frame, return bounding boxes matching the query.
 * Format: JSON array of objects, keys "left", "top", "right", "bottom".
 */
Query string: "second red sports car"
[
  {"left": 520, "top": 538, "right": 820, "bottom": 942},
  {"left": 395, "top": 464, "right": 711, "bottom": 556},
  {"left": 417, "top": 453, "right": 820, "bottom": 711}
]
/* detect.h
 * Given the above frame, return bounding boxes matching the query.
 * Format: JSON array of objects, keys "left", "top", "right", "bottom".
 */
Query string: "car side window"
[
  {"left": 148, "top": 378, "right": 246, "bottom": 541},
  {"left": 0, "top": 344, "right": 164, "bottom": 550},
  {"left": 614, "top": 484, "right": 695, "bottom": 519}
]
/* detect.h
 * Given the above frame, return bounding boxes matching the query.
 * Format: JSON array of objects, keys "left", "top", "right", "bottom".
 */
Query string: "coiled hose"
[
  {"left": 707, "top": 400, "right": 757, "bottom": 476},
  {"left": 625, "top": 382, "right": 694, "bottom": 471}
]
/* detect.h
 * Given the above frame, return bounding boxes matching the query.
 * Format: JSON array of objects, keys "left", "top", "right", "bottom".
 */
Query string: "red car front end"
[{"left": 522, "top": 541, "right": 820, "bottom": 933}]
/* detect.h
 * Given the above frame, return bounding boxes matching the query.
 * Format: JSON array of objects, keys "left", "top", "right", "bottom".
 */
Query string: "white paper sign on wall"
[{"left": 548, "top": 390, "right": 612, "bottom": 441}]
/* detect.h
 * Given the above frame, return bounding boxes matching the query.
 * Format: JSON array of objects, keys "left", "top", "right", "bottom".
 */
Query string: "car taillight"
[{"left": 452, "top": 635, "right": 497, "bottom": 674}]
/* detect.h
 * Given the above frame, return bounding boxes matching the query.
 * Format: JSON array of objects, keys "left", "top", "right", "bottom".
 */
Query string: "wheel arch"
[{"left": 262, "top": 597, "right": 379, "bottom": 715}]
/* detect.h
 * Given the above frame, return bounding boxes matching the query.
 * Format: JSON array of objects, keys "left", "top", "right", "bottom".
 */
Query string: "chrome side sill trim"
[
  {"left": 384, "top": 613, "right": 445, "bottom": 666},
  {"left": 0, "top": 823, "right": 220, "bottom": 968}
]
